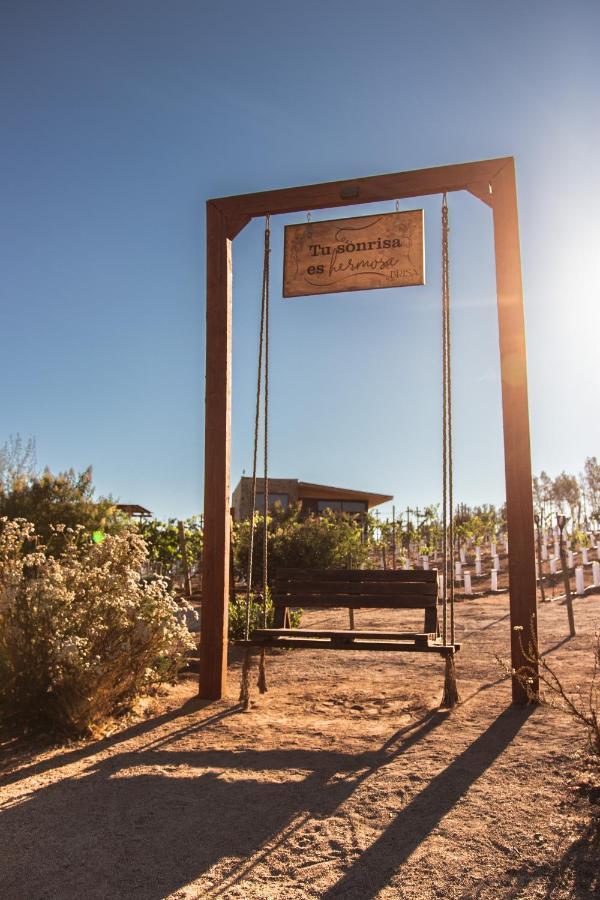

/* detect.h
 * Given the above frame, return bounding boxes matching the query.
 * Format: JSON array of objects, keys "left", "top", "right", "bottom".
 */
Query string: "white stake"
[
  {"left": 475, "top": 557, "right": 482, "bottom": 577},
  {"left": 491, "top": 569, "right": 498, "bottom": 592},
  {"left": 422, "top": 555, "right": 429, "bottom": 570},
  {"left": 592, "top": 561, "right": 600, "bottom": 587},
  {"left": 463, "top": 571, "right": 472, "bottom": 595},
  {"left": 493, "top": 555, "right": 500, "bottom": 571},
  {"left": 575, "top": 566, "right": 585, "bottom": 596},
  {"left": 567, "top": 550, "right": 574, "bottom": 569},
  {"left": 582, "top": 548, "right": 589, "bottom": 565},
  {"left": 549, "top": 557, "right": 558, "bottom": 575},
  {"left": 541, "top": 543, "right": 548, "bottom": 560},
  {"left": 460, "top": 547, "right": 466, "bottom": 564}
]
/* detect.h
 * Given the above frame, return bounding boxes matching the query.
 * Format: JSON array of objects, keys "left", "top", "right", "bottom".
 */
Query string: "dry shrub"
[
  {"left": 0, "top": 518, "right": 194, "bottom": 735},
  {"left": 512, "top": 623, "right": 600, "bottom": 759}
]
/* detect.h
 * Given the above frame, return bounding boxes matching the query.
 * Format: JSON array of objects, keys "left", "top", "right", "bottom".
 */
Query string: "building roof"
[
  {"left": 297, "top": 481, "right": 393, "bottom": 509},
  {"left": 116, "top": 504, "right": 153, "bottom": 518}
]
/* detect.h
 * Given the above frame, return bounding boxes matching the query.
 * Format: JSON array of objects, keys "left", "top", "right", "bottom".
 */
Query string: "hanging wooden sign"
[{"left": 283, "top": 209, "right": 424, "bottom": 298}]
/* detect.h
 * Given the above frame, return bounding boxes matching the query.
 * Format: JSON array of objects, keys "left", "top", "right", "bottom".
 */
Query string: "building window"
[
  {"left": 317, "top": 499, "right": 367, "bottom": 515},
  {"left": 341, "top": 500, "right": 368, "bottom": 514},
  {"left": 255, "top": 492, "right": 289, "bottom": 512},
  {"left": 317, "top": 500, "right": 341, "bottom": 514}
]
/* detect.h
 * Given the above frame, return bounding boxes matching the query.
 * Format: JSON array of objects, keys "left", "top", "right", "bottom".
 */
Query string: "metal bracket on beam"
[{"left": 467, "top": 181, "right": 493, "bottom": 207}]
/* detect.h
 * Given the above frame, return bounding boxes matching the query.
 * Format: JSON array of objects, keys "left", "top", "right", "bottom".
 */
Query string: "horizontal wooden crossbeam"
[{"left": 210, "top": 158, "right": 506, "bottom": 237}]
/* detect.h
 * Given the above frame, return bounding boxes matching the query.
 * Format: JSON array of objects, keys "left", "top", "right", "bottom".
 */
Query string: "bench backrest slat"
[
  {"left": 276, "top": 568, "right": 437, "bottom": 583},
  {"left": 273, "top": 568, "right": 438, "bottom": 611},
  {"left": 274, "top": 581, "right": 436, "bottom": 598}
]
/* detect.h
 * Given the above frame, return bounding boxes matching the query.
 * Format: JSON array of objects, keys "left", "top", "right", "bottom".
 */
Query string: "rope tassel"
[
  {"left": 257, "top": 647, "right": 268, "bottom": 694},
  {"left": 441, "top": 653, "right": 460, "bottom": 708},
  {"left": 239, "top": 647, "right": 253, "bottom": 710}
]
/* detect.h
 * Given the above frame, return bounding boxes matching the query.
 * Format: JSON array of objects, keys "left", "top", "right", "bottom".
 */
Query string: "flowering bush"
[{"left": 0, "top": 519, "right": 194, "bottom": 735}]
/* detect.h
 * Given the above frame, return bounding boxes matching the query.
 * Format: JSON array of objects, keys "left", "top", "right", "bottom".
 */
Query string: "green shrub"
[
  {"left": 0, "top": 518, "right": 194, "bottom": 736},
  {"left": 228, "top": 590, "right": 301, "bottom": 641},
  {"left": 137, "top": 516, "right": 203, "bottom": 576},
  {"left": 233, "top": 505, "right": 369, "bottom": 589}
]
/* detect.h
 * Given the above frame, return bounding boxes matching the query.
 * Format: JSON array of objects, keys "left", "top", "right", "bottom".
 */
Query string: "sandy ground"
[{"left": 1, "top": 592, "right": 599, "bottom": 900}]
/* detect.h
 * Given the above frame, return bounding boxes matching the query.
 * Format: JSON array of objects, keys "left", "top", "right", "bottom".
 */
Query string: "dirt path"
[{"left": 1, "top": 594, "right": 599, "bottom": 899}]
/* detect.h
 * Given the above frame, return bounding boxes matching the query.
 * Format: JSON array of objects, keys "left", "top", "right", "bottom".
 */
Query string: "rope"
[
  {"left": 445, "top": 204, "right": 455, "bottom": 646},
  {"left": 441, "top": 194, "right": 448, "bottom": 646},
  {"left": 441, "top": 193, "right": 455, "bottom": 647},
  {"left": 244, "top": 219, "right": 269, "bottom": 641},
  {"left": 258, "top": 216, "right": 271, "bottom": 693},
  {"left": 241, "top": 215, "right": 271, "bottom": 705},
  {"left": 262, "top": 215, "right": 270, "bottom": 623}
]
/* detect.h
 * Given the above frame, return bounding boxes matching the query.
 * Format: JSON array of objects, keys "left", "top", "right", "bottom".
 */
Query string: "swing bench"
[
  {"left": 238, "top": 196, "right": 461, "bottom": 707},
  {"left": 244, "top": 567, "right": 460, "bottom": 655}
]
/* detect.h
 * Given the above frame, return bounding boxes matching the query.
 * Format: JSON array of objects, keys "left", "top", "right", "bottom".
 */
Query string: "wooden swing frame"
[{"left": 201, "top": 156, "right": 538, "bottom": 705}]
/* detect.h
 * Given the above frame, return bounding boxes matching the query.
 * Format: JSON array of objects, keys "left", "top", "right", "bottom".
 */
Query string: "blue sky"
[{"left": 1, "top": 1, "right": 598, "bottom": 520}]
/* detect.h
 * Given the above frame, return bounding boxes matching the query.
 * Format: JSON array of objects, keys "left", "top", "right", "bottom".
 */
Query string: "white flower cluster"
[{"left": 0, "top": 518, "right": 195, "bottom": 734}]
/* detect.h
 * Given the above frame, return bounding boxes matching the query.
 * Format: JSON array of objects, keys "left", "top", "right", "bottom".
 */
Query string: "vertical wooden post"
[
  {"left": 491, "top": 159, "right": 539, "bottom": 703},
  {"left": 200, "top": 202, "right": 232, "bottom": 699}
]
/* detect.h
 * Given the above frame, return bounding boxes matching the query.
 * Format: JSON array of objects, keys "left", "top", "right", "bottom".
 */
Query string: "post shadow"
[
  {"left": 0, "top": 708, "right": 448, "bottom": 899},
  {"left": 323, "top": 705, "right": 535, "bottom": 899},
  {"left": 0, "top": 696, "right": 236, "bottom": 789}
]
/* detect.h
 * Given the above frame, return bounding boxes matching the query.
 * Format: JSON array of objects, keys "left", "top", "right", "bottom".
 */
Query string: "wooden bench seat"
[{"left": 241, "top": 568, "right": 460, "bottom": 655}]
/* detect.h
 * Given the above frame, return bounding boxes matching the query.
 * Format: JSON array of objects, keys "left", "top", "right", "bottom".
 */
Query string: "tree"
[
  {"left": 0, "top": 466, "right": 120, "bottom": 547},
  {"left": 0, "top": 434, "right": 36, "bottom": 492},
  {"left": 584, "top": 457, "right": 600, "bottom": 522},
  {"left": 532, "top": 471, "right": 553, "bottom": 524},
  {"left": 552, "top": 471, "right": 581, "bottom": 526}
]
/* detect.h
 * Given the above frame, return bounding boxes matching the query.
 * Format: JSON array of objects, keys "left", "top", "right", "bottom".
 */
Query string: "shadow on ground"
[
  {"left": 502, "top": 818, "right": 600, "bottom": 899},
  {"left": 0, "top": 702, "right": 534, "bottom": 900}
]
